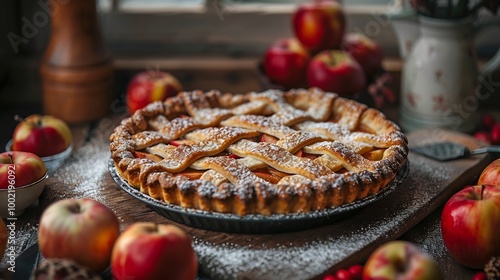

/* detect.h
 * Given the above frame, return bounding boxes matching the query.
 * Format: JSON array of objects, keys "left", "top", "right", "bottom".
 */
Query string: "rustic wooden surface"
[{"left": 1, "top": 112, "right": 493, "bottom": 279}]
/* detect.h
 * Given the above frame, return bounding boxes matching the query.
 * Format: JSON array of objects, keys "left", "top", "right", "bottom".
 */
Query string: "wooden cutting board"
[{"left": 40, "top": 115, "right": 492, "bottom": 280}]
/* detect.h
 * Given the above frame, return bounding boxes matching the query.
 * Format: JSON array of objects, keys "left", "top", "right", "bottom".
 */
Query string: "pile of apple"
[
  {"left": 1, "top": 114, "right": 72, "bottom": 218},
  {"left": 2, "top": 114, "right": 71, "bottom": 193},
  {"left": 35, "top": 198, "right": 198, "bottom": 280},
  {"left": 263, "top": 0, "right": 384, "bottom": 98}
]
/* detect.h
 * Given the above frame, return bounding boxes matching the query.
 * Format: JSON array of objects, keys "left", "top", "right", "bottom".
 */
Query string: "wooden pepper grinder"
[{"left": 41, "top": 0, "right": 113, "bottom": 123}]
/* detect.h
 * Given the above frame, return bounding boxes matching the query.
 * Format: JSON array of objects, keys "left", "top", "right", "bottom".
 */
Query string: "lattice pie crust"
[{"left": 110, "top": 88, "right": 408, "bottom": 215}]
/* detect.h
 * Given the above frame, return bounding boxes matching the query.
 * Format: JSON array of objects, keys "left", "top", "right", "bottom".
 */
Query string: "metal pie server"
[{"left": 411, "top": 141, "right": 500, "bottom": 161}]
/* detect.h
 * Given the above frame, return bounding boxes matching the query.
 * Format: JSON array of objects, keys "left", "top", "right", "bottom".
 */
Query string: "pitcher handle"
[{"left": 474, "top": 17, "right": 500, "bottom": 76}]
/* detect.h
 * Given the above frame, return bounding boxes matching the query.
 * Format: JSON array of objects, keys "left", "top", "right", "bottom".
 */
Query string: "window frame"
[{"left": 98, "top": 0, "right": 499, "bottom": 60}]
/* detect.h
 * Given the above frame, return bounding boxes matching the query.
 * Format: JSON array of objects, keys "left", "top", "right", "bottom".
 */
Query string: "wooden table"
[{"left": 1, "top": 106, "right": 494, "bottom": 279}]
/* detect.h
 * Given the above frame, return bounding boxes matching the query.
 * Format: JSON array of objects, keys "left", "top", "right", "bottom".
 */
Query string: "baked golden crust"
[{"left": 110, "top": 88, "right": 408, "bottom": 215}]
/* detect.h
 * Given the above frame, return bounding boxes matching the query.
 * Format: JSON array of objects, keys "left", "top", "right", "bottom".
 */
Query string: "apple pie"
[{"left": 110, "top": 88, "right": 408, "bottom": 215}]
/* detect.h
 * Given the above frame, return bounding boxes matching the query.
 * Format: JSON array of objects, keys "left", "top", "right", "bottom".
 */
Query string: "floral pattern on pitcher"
[{"left": 390, "top": 0, "right": 500, "bottom": 132}]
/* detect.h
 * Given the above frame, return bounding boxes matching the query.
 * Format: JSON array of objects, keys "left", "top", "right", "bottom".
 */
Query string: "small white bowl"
[
  {"left": 0, "top": 173, "right": 48, "bottom": 217},
  {"left": 6, "top": 140, "right": 72, "bottom": 174}
]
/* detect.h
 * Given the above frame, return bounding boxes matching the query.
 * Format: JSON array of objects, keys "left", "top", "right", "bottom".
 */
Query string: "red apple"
[
  {"left": 263, "top": 38, "right": 310, "bottom": 89},
  {"left": 126, "top": 71, "right": 183, "bottom": 114},
  {"left": 341, "top": 33, "right": 384, "bottom": 76},
  {"left": 307, "top": 50, "right": 366, "bottom": 96},
  {"left": 292, "top": 0, "right": 346, "bottom": 53},
  {"left": 12, "top": 114, "right": 72, "bottom": 158},
  {"left": 38, "top": 198, "right": 120, "bottom": 272},
  {"left": 478, "top": 159, "right": 500, "bottom": 186},
  {"left": 0, "top": 151, "right": 47, "bottom": 189},
  {"left": 111, "top": 222, "right": 198, "bottom": 280},
  {"left": 441, "top": 185, "right": 500, "bottom": 269},
  {"left": 363, "top": 241, "right": 444, "bottom": 280},
  {"left": 0, "top": 219, "right": 7, "bottom": 260}
]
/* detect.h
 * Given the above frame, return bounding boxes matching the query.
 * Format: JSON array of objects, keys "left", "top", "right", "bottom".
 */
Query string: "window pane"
[
  {"left": 120, "top": 0, "right": 203, "bottom": 6},
  {"left": 97, "top": 0, "right": 112, "bottom": 11},
  {"left": 118, "top": 0, "right": 203, "bottom": 11},
  {"left": 342, "top": 0, "right": 394, "bottom": 5},
  {"left": 100, "top": 0, "right": 397, "bottom": 11},
  {"left": 229, "top": 0, "right": 395, "bottom": 6}
]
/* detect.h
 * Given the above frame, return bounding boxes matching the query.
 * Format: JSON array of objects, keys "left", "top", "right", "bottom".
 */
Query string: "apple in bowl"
[
  {"left": 111, "top": 222, "right": 198, "bottom": 280},
  {"left": 307, "top": 50, "right": 366, "bottom": 96},
  {"left": 9, "top": 114, "right": 72, "bottom": 173},
  {"left": 126, "top": 71, "right": 183, "bottom": 114},
  {"left": 441, "top": 184, "right": 500, "bottom": 269},
  {"left": 38, "top": 198, "right": 120, "bottom": 272},
  {"left": 292, "top": 0, "right": 345, "bottom": 53},
  {"left": 12, "top": 114, "right": 72, "bottom": 158},
  {"left": 263, "top": 38, "right": 310, "bottom": 89},
  {"left": 0, "top": 151, "right": 48, "bottom": 217},
  {"left": 0, "top": 151, "right": 47, "bottom": 189},
  {"left": 363, "top": 240, "right": 444, "bottom": 280}
]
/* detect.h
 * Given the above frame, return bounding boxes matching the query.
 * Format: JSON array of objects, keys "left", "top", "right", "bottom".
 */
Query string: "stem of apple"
[
  {"left": 146, "top": 64, "right": 161, "bottom": 79},
  {"left": 14, "top": 115, "right": 42, "bottom": 127},
  {"left": 14, "top": 115, "right": 24, "bottom": 123},
  {"left": 14, "top": 115, "right": 40, "bottom": 127},
  {"left": 69, "top": 203, "right": 81, "bottom": 214},
  {"left": 8, "top": 153, "right": 13, "bottom": 164},
  {"left": 481, "top": 184, "right": 485, "bottom": 200}
]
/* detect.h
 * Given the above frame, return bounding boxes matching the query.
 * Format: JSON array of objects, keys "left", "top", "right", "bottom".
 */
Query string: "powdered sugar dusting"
[
  {"left": 221, "top": 115, "right": 295, "bottom": 138},
  {"left": 192, "top": 156, "right": 265, "bottom": 187},
  {"left": 50, "top": 122, "right": 117, "bottom": 204},
  {"left": 408, "top": 217, "right": 447, "bottom": 260},
  {"left": 193, "top": 210, "right": 416, "bottom": 280},
  {"left": 228, "top": 140, "right": 332, "bottom": 179},
  {"left": 190, "top": 154, "right": 457, "bottom": 280}
]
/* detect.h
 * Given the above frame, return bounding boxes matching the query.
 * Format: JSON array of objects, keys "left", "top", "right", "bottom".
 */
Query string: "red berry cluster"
[
  {"left": 323, "top": 264, "right": 363, "bottom": 280},
  {"left": 473, "top": 114, "right": 500, "bottom": 145},
  {"left": 472, "top": 271, "right": 487, "bottom": 280}
]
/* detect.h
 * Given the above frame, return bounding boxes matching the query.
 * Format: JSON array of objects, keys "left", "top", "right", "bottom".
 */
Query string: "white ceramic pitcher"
[{"left": 390, "top": 12, "right": 500, "bottom": 133}]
